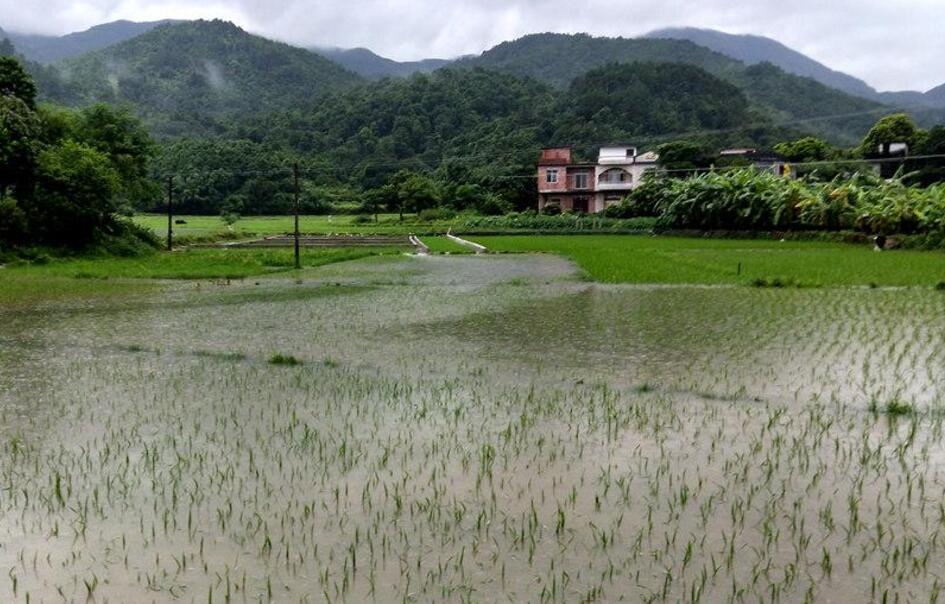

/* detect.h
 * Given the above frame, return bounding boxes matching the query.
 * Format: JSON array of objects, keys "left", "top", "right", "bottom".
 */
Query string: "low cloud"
[{"left": 1, "top": 0, "right": 942, "bottom": 91}]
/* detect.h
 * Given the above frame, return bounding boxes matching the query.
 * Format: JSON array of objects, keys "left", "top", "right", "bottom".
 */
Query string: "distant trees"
[
  {"left": 774, "top": 137, "right": 837, "bottom": 163},
  {"left": 657, "top": 141, "right": 716, "bottom": 172},
  {"left": 555, "top": 62, "right": 750, "bottom": 145}
]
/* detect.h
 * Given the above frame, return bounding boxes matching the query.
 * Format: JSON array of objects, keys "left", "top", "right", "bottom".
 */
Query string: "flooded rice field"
[{"left": 1, "top": 254, "right": 945, "bottom": 602}]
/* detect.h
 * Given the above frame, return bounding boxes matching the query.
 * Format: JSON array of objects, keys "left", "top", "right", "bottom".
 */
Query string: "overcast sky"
[{"left": 1, "top": 0, "right": 941, "bottom": 92}]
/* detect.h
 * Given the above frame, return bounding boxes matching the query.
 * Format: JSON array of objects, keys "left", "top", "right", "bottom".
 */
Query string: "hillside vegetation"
[
  {"left": 457, "top": 33, "right": 884, "bottom": 144},
  {"left": 54, "top": 20, "right": 362, "bottom": 135},
  {"left": 158, "top": 63, "right": 789, "bottom": 214}
]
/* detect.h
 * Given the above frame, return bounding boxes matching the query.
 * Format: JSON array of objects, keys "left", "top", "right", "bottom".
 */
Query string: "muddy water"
[{"left": 1, "top": 254, "right": 944, "bottom": 602}]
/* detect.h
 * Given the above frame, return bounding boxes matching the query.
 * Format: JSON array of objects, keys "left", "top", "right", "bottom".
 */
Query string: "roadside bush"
[{"left": 459, "top": 213, "right": 657, "bottom": 232}]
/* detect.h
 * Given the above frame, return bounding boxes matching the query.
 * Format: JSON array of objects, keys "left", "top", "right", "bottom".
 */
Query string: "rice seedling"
[{"left": 0, "top": 252, "right": 942, "bottom": 601}]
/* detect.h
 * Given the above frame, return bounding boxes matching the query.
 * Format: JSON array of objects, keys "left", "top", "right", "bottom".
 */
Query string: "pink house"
[{"left": 537, "top": 146, "right": 658, "bottom": 214}]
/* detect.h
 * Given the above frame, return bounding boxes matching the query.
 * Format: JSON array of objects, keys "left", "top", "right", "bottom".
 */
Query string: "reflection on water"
[{"left": 0, "top": 254, "right": 943, "bottom": 602}]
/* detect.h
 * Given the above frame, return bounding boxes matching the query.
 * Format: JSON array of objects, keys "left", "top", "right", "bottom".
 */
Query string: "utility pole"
[
  {"left": 166, "top": 176, "right": 174, "bottom": 251},
  {"left": 293, "top": 163, "right": 301, "bottom": 270}
]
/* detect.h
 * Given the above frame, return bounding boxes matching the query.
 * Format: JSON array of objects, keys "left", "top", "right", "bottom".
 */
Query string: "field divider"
[
  {"left": 409, "top": 235, "right": 429, "bottom": 255},
  {"left": 446, "top": 230, "right": 487, "bottom": 254}
]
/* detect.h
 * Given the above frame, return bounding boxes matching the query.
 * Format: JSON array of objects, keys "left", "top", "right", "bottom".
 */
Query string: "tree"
[
  {"left": 0, "top": 95, "right": 40, "bottom": 198},
  {"left": 860, "top": 114, "right": 922, "bottom": 157},
  {"left": 0, "top": 56, "right": 38, "bottom": 109},
  {"left": 395, "top": 172, "right": 440, "bottom": 216},
  {"left": 73, "top": 104, "right": 155, "bottom": 207},
  {"left": 29, "top": 140, "right": 120, "bottom": 247},
  {"left": 774, "top": 137, "right": 835, "bottom": 163},
  {"left": 657, "top": 141, "right": 715, "bottom": 173},
  {"left": 909, "top": 125, "right": 945, "bottom": 186}
]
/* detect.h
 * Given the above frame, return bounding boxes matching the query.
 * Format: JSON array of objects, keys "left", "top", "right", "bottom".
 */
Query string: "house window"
[
  {"left": 545, "top": 169, "right": 559, "bottom": 184},
  {"left": 573, "top": 173, "right": 589, "bottom": 189},
  {"left": 600, "top": 168, "right": 632, "bottom": 184}
]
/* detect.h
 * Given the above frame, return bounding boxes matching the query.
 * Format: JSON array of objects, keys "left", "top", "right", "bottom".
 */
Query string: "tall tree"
[{"left": 0, "top": 56, "right": 38, "bottom": 109}]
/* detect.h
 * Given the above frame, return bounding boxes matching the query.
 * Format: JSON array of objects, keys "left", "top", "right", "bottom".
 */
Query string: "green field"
[
  {"left": 472, "top": 235, "right": 945, "bottom": 287},
  {"left": 133, "top": 213, "right": 448, "bottom": 238},
  {"left": 418, "top": 235, "right": 473, "bottom": 254},
  {"left": 0, "top": 247, "right": 408, "bottom": 307}
]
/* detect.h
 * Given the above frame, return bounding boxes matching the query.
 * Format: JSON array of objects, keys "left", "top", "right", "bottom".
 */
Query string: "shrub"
[
  {"left": 0, "top": 195, "right": 28, "bottom": 245},
  {"left": 540, "top": 203, "right": 562, "bottom": 216},
  {"left": 459, "top": 213, "right": 657, "bottom": 232},
  {"left": 474, "top": 193, "right": 513, "bottom": 216},
  {"left": 269, "top": 353, "right": 302, "bottom": 366},
  {"left": 351, "top": 215, "right": 374, "bottom": 224},
  {"left": 418, "top": 207, "right": 457, "bottom": 221}
]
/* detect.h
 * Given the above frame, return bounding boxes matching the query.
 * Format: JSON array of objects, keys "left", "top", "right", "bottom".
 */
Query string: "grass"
[
  {"left": 472, "top": 235, "right": 945, "bottom": 287},
  {"left": 4, "top": 248, "right": 406, "bottom": 281},
  {"left": 418, "top": 236, "right": 474, "bottom": 254},
  {"left": 0, "top": 270, "right": 156, "bottom": 308},
  {"left": 133, "top": 213, "right": 453, "bottom": 239},
  {"left": 0, "top": 247, "right": 406, "bottom": 307}
]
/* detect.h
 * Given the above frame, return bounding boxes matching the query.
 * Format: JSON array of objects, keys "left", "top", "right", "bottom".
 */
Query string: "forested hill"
[
  {"left": 455, "top": 32, "right": 885, "bottom": 144},
  {"left": 734, "top": 63, "right": 884, "bottom": 142},
  {"left": 645, "top": 27, "right": 945, "bottom": 109},
  {"left": 456, "top": 33, "right": 741, "bottom": 87},
  {"left": 645, "top": 28, "right": 878, "bottom": 100},
  {"left": 50, "top": 20, "right": 363, "bottom": 136},
  {"left": 164, "top": 63, "right": 797, "bottom": 213}
]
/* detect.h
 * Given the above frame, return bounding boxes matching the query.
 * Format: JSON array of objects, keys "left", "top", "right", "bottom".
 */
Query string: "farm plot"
[{"left": 1, "top": 253, "right": 944, "bottom": 602}]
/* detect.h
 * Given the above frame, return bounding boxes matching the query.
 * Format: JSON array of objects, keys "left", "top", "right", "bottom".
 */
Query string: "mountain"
[
  {"left": 733, "top": 63, "right": 884, "bottom": 142},
  {"left": 2, "top": 20, "right": 177, "bottom": 64},
  {"left": 456, "top": 32, "right": 884, "bottom": 143},
  {"left": 313, "top": 47, "right": 452, "bottom": 79},
  {"left": 52, "top": 20, "right": 362, "bottom": 136},
  {"left": 456, "top": 33, "right": 742, "bottom": 88},
  {"left": 645, "top": 27, "right": 945, "bottom": 109},
  {"left": 925, "top": 83, "right": 945, "bottom": 107},
  {"left": 645, "top": 27, "right": 876, "bottom": 99}
]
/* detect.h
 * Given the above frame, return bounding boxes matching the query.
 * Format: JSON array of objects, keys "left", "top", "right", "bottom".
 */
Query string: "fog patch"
[{"left": 201, "top": 59, "right": 227, "bottom": 91}]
